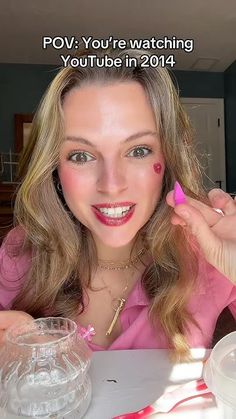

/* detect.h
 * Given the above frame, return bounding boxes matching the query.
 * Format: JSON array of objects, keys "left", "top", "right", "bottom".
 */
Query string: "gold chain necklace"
[
  {"left": 98, "top": 247, "right": 146, "bottom": 271},
  {"left": 97, "top": 248, "right": 146, "bottom": 336}
]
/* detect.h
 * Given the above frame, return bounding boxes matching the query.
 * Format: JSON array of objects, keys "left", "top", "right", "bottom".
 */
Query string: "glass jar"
[{"left": 0, "top": 317, "right": 92, "bottom": 418}]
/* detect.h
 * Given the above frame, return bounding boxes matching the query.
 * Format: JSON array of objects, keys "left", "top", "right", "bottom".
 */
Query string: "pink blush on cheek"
[{"left": 153, "top": 163, "right": 162, "bottom": 174}]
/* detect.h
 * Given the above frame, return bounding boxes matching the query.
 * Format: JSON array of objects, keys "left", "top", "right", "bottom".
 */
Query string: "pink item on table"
[
  {"left": 174, "top": 180, "right": 187, "bottom": 205},
  {"left": 78, "top": 324, "right": 96, "bottom": 342},
  {"left": 112, "top": 378, "right": 211, "bottom": 418}
]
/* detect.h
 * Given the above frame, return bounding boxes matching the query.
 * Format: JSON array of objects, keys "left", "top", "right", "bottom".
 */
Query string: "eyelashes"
[
  {"left": 127, "top": 146, "right": 152, "bottom": 158},
  {"left": 67, "top": 146, "right": 153, "bottom": 165},
  {"left": 68, "top": 151, "right": 94, "bottom": 164}
]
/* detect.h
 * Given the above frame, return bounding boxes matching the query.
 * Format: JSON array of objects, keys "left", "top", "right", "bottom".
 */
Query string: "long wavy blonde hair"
[{"left": 7, "top": 47, "right": 210, "bottom": 361}]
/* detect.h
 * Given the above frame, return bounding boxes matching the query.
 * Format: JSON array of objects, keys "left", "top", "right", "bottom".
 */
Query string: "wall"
[
  {"left": 174, "top": 70, "right": 224, "bottom": 98},
  {"left": 0, "top": 63, "right": 57, "bottom": 152},
  {"left": 224, "top": 60, "right": 236, "bottom": 193}
]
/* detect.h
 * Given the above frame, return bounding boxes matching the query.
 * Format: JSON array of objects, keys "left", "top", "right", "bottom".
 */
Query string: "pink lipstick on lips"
[{"left": 91, "top": 202, "right": 136, "bottom": 227}]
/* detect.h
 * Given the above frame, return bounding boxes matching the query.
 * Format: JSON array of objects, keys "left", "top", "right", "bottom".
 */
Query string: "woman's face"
[{"left": 58, "top": 81, "right": 165, "bottom": 249}]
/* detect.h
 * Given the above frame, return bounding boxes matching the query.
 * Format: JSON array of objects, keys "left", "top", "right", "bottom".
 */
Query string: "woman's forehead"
[{"left": 62, "top": 82, "right": 158, "bottom": 133}]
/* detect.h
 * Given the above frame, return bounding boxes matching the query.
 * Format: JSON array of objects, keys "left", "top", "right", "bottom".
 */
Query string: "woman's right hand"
[
  {"left": 166, "top": 188, "right": 236, "bottom": 284},
  {"left": 0, "top": 310, "right": 34, "bottom": 346}
]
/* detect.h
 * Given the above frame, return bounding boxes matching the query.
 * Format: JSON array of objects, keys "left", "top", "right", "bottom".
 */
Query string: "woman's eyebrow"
[{"left": 65, "top": 130, "right": 158, "bottom": 149}]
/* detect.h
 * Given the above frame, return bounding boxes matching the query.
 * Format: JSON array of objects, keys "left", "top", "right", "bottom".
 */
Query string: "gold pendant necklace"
[
  {"left": 99, "top": 271, "right": 130, "bottom": 336},
  {"left": 106, "top": 298, "right": 126, "bottom": 336},
  {"left": 97, "top": 246, "right": 146, "bottom": 336}
]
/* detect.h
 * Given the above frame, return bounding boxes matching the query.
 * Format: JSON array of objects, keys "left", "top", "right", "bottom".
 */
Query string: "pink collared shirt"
[{"left": 1, "top": 227, "right": 236, "bottom": 350}]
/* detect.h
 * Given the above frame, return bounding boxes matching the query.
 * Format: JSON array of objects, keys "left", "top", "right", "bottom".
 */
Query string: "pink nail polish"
[{"left": 174, "top": 181, "right": 186, "bottom": 205}]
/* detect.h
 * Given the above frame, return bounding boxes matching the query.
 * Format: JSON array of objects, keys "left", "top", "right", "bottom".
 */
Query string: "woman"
[{"left": 0, "top": 47, "right": 235, "bottom": 361}]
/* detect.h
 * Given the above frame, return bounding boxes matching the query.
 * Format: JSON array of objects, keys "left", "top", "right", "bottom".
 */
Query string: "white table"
[
  {"left": 86, "top": 348, "right": 220, "bottom": 419},
  {"left": 0, "top": 349, "right": 222, "bottom": 418}
]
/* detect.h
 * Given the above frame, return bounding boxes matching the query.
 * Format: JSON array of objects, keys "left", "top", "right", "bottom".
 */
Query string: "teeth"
[{"left": 97, "top": 206, "right": 132, "bottom": 218}]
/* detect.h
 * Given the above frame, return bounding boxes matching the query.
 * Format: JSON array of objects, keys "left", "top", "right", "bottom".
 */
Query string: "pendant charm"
[{"left": 106, "top": 298, "right": 126, "bottom": 336}]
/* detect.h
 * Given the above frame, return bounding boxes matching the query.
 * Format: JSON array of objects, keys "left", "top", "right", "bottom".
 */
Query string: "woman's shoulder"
[
  {"left": 2, "top": 225, "right": 27, "bottom": 247},
  {"left": 0, "top": 226, "right": 32, "bottom": 307},
  {"left": 1, "top": 225, "right": 32, "bottom": 269}
]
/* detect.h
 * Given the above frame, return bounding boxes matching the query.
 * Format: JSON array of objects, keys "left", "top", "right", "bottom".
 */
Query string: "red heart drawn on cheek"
[{"left": 153, "top": 163, "right": 162, "bottom": 174}]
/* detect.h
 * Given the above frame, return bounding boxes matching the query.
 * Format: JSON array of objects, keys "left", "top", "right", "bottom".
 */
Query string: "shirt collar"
[{"left": 124, "top": 278, "right": 149, "bottom": 309}]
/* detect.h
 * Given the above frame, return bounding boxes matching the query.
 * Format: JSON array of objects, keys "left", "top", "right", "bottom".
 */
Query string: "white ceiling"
[{"left": 1, "top": 0, "right": 236, "bottom": 71}]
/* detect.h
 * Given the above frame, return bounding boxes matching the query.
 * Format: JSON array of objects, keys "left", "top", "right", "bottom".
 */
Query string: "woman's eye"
[
  {"left": 128, "top": 146, "right": 152, "bottom": 158},
  {"left": 68, "top": 151, "right": 94, "bottom": 164}
]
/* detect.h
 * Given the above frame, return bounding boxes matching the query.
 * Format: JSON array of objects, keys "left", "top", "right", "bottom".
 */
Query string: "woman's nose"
[{"left": 96, "top": 160, "right": 128, "bottom": 195}]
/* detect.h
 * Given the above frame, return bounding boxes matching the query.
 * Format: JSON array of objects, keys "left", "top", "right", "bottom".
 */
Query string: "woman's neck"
[{"left": 93, "top": 235, "right": 143, "bottom": 263}]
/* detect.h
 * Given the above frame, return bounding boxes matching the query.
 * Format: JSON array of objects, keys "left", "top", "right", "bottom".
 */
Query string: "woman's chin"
[
  {"left": 91, "top": 230, "right": 138, "bottom": 250},
  {"left": 96, "top": 239, "right": 135, "bottom": 250}
]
